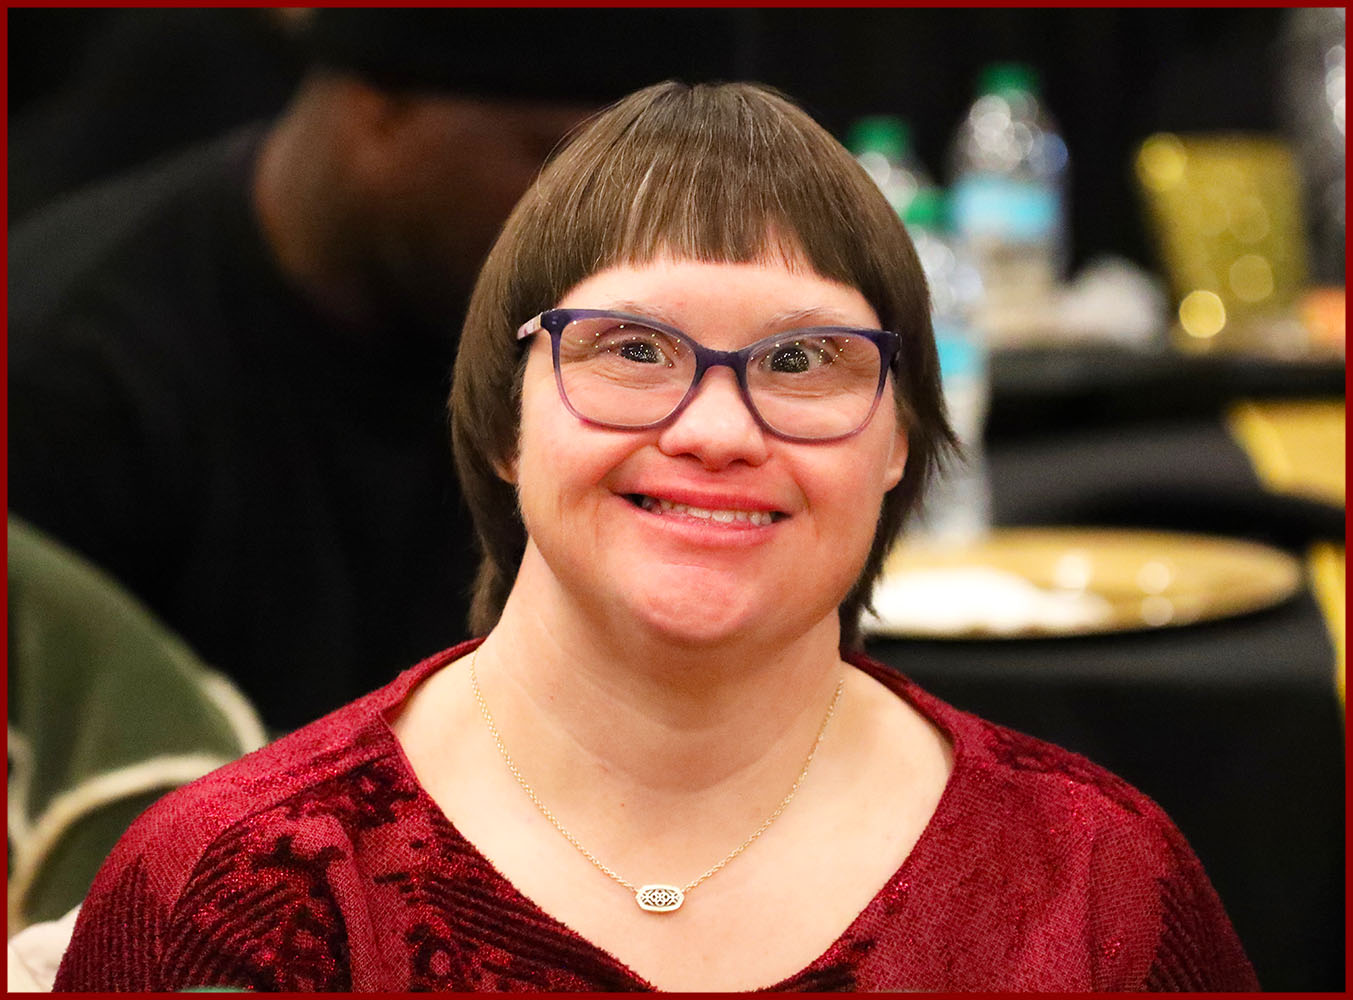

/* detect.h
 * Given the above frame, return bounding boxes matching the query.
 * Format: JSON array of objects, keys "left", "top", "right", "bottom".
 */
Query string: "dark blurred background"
[{"left": 7, "top": 7, "right": 1289, "bottom": 270}]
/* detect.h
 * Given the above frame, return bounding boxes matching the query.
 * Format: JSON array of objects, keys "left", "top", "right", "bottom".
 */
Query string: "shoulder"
[
  {"left": 9, "top": 127, "right": 262, "bottom": 335},
  {"left": 95, "top": 697, "right": 393, "bottom": 905},
  {"left": 941, "top": 714, "right": 1256, "bottom": 989},
  {"left": 8, "top": 128, "right": 270, "bottom": 497},
  {"left": 89, "top": 644, "right": 466, "bottom": 907},
  {"left": 54, "top": 644, "right": 470, "bottom": 991},
  {"left": 851, "top": 653, "right": 1173, "bottom": 840},
  {"left": 849, "top": 653, "right": 1257, "bottom": 990}
]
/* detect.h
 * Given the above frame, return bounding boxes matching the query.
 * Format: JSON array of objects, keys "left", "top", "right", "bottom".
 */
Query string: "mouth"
[{"left": 624, "top": 494, "right": 785, "bottom": 527}]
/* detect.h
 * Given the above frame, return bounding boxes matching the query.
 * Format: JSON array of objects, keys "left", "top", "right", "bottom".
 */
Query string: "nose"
[{"left": 655, "top": 366, "right": 771, "bottom": 470}]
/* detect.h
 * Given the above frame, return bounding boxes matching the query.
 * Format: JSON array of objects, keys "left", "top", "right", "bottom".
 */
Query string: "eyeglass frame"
[{"left": 516, "top": 308, "right": 903, "bottom": 443}]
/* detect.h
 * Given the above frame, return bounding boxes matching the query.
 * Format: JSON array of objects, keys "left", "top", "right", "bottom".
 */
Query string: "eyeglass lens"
[{"left": 555, "top": 315, "right": 884, "bottom": 439}]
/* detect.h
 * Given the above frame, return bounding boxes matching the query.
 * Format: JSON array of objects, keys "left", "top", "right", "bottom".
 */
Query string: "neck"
[{"left": 476, "top": 549, "right": 847, "bottom": 803}]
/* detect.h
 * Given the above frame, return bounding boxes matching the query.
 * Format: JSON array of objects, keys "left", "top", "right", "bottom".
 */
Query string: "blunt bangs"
[{"left": 510, "top": 84, "right": 922, "bottom": 342}]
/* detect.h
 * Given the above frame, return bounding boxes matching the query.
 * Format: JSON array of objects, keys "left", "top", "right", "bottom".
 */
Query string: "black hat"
[{"left": 305, "top": 9, "right": 755, "bottom": 104}]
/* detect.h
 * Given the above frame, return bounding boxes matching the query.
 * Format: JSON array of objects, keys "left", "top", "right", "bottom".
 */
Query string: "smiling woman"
[
  {"left": 451, "top": 83, "right": 948, "bottom": 653},
  {"left": 54, "top": 82, "right": 1258, "bottom": 992}
]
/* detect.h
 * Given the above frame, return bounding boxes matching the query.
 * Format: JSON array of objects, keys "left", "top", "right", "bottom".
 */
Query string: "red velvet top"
[{"left": 54, "top": 640, "right": 1258, "bottom": 992}]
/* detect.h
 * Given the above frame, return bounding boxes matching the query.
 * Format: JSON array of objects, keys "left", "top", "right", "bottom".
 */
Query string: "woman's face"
[{"left": 508, "top": 255, "right": 908, "bottom": 649}]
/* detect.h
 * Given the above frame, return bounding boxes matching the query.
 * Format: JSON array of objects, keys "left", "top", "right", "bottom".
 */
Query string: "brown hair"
[{"left": 450, "top": 81, "right": 953, "bottom": 649}]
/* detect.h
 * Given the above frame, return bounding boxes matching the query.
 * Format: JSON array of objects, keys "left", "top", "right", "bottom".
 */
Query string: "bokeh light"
[
  {"left": 1136, "top": 133, "right": 1187, "bottom": 191},
  {"left": 1179, "top": 290, "right": 1228, "bottom": 338}
]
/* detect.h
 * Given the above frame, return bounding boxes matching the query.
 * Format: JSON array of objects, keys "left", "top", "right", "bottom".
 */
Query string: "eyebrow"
[
  {"left": 764, "top": 307, "right": 863, "bottom": 329},
  {"left": 604, "top": 301, "right": 684, "bottom": 327},
  {"left": 600, "top": 301, "right": 867, "bottom": 333}
]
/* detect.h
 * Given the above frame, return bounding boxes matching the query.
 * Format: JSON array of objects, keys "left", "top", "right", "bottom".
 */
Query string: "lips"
[{"left": 623, "top": 493, "right": 786, "bottom": 527}]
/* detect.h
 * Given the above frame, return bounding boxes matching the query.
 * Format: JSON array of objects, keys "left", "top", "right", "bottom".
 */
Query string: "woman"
[{"left": 55, "top": 82, "right": 1257, "bottom": 992}]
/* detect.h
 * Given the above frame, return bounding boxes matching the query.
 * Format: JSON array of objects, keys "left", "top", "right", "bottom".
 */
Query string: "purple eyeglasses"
[{"left": 516, "top": 308, "right": 901, "bottom": 442}]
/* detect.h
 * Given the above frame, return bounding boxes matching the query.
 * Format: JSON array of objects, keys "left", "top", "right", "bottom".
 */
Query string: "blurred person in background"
[{"left": 8, "top": 9, "right": 749, "bottom": 732}]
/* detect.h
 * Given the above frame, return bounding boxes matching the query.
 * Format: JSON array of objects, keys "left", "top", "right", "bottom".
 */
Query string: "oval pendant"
[{"left": 635, "top": 884, "right": 684, "bottom": 912}]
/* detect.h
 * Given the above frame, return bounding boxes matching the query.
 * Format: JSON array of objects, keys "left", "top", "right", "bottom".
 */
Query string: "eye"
[
  {"left": 768, "top": 344, "right": 811, "bottom": 373},
  {"left": 594, "top": 324, "right": 682, "bottom": 366},
  {"left": 764, "top": 340, "right": 834, "bottom": 373},
  {"left": 618, "top": 339, "right": 664, "bottom": 364}
]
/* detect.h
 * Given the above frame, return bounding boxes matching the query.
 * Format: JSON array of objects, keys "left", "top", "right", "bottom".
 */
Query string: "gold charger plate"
[{"left": 865, "top": 527, "right": 1303, "bottom": 639}]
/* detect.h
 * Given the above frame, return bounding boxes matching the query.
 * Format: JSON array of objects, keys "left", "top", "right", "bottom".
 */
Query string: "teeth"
[{"left": 637, "top": 496, "right": 777, "bottom": 526}]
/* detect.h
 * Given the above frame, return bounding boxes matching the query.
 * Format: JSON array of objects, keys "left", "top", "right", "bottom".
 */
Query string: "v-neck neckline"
[{"left": 374, "top": 641, "right": 968, "bottom": 992}]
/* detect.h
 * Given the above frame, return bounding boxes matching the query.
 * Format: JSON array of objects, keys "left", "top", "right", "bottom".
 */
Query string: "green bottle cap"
[
  {"left": 978, "top": 62, "right": 1040, "bottom": 98},
  {"left": 903, "top": 188, "right": 947, "bottom": 230},
  {"left": 847, "top": 115, "right": 912, "bottom": 160}
]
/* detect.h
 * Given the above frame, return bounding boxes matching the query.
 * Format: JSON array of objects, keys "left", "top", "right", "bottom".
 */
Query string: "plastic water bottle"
[
  {"left": 949, "top": 63, "right": 1069, "bottom": 344},
  {"left": 904, "top": 190, "right": 991, "bottom": 545},
  {"left": 848, "top": 115, "right": 936, "bottom": 219}
]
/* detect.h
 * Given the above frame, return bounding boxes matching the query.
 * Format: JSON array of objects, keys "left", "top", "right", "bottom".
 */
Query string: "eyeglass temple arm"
[{"left": 516, "top": 314, "right": 544, "bottom": 340}]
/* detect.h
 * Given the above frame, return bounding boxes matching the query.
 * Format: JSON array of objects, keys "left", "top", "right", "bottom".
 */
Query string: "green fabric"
[
  {"left": 8, "top": 515, "right": 264, "bottom": 928},
  {"left": 19, "top": 790, "right": 167, "bottom": 930}
]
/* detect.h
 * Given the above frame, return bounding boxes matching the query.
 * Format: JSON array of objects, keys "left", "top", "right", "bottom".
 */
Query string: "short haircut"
[{"left": 450, "top": 81, "right": 953, "bottom": 649}]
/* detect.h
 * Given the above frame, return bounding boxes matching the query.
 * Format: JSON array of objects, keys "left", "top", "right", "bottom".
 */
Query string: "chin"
[
  {"left": 624, "top": 579, "right": 822, "bottom": 652},
  {"left": 633, "top": 589, "right": 745, "bottom": 643}
]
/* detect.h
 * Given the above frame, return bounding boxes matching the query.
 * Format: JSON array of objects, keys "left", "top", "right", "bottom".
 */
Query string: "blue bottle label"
[
  {"left": 952, "top": 174, "right": 1059, "bottom": 243},
  {"left": 933, "top": 320, "right": 985, "bottom": 382}
]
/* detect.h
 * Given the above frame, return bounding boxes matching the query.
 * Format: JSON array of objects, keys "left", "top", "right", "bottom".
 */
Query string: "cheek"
[
  {"left": 801, "top": 431, "right": 906, "bottom": 547},
  {"left": 514, "top": 362, "right": 631, "bottom": 525},
  {"left": 511, "top": 360, "right": 559, "bottom": 513},
  {"left": 515, "top": 377, "right": 565, "bottom": 505}
]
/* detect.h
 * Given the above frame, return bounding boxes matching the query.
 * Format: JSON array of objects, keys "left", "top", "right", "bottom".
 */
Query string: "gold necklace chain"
[{"left": 468, "top": 648, "right": 844, "bottom": 913}]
